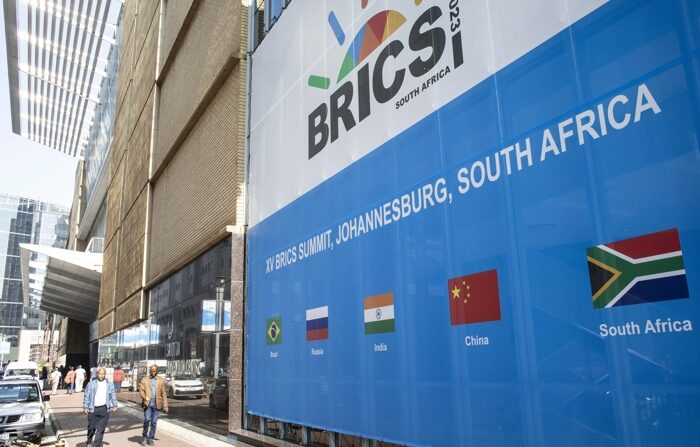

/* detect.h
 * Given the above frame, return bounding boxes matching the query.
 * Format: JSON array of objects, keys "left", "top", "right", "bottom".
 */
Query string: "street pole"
[{"left": 47, "top": 314, "right": 56, "bottom": 363}]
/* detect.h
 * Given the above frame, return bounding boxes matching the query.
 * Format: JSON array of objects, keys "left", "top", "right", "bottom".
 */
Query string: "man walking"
[
  {"left": 65, "top": 366, "right": 76, "bottom": 394},
  {"left": 139, "top": 365, "right": 169, "bottom": 446},
  {"left": 75, "top": 365, "right": 86, "bottom": 392},
  {"left": 50, "top": 367, "right": 61, "bottom": 395},
  {"left": 56, "top": 365, "right": 64, "bottom": 389},
  {"left": 83, "top": 367, "right": 118, "bottom": 447}
]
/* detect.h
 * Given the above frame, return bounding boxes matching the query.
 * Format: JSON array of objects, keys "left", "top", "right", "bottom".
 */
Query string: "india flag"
[{"left": 364, "top": 292, "right": 395, "bottom": 335}]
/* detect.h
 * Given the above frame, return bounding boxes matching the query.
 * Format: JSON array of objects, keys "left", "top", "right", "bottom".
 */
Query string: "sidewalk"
[{"left": 46, "top": 391, "right": 198, "bottom": 447}]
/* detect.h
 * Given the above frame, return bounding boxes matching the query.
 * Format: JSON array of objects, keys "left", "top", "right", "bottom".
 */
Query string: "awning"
[{"left": 19, "top": 244, "right": 102, "bottom": 323}]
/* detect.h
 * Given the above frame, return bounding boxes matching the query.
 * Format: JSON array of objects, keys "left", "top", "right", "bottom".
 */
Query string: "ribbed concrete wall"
[
  {"left": 160, "top": 0, "right": 195, "bottom": 69},
  {"left": 99, "top": 0, "right": 159, "bottom": 338},
  {"left": 97, "top": 0, "right": 250, "bottom": 435},
  {"left": 148, "top": 0, "right": 247, "bottom": 285},
  {"left": 154, "top": 0, "right": 243, "bottom": 171},
  {"left": 99, "top": 0, "right": 248, "bottom": 341},
  {"left": 149, "top": 63, "right": 246, "bottom": 282}
]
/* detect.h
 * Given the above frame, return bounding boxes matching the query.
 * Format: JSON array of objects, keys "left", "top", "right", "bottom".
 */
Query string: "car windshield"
[
  {"left": 5, "top": 369, "right": 37, "bottom": 377},
  {"left": 0, "top": 384, "right": 40, "bottom": 403},
  {"left": 174, "top": 374, "right": 195, "bottom": 380}
]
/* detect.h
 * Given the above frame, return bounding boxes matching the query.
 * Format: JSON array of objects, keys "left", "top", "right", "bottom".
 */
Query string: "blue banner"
[{"left": 246, "top": 1, "right": 700, "bottom": 445}]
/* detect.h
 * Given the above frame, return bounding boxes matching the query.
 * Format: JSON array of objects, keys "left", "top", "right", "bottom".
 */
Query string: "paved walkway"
[{"left": 46, "top": 390, "right": 198, "bottom": 447}]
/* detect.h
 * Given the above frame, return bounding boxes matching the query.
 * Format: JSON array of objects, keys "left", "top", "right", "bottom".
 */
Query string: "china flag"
[{"left": 448, "top": 269, "right": 501, "bottom": 325}]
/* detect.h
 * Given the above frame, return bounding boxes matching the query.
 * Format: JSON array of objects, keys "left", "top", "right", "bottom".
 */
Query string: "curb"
[{"left": 44, "top": 405, "right": 68, "bottom": 447}]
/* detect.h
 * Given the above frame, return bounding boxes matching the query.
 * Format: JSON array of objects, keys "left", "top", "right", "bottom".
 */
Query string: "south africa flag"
[{"left": 587, "top": 228, "right": 689, "bottom": 308}]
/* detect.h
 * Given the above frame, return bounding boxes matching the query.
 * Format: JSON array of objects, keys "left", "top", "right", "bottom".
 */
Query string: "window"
[
  {"left": 0, "top": 383, "right": 40, "bottom": 403},
  {"left": 252, "top": 0, "right": 294, "bottom": 49}
]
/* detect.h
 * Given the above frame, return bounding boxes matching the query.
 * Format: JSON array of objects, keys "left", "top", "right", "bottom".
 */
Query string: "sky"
[{"left": 0, "top": 4, "right": 79, "bottom": 209}]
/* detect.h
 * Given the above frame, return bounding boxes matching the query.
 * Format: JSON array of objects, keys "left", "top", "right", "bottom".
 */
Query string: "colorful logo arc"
[{"left": 308, "top": 0, "right": 424, "bottom": 90}]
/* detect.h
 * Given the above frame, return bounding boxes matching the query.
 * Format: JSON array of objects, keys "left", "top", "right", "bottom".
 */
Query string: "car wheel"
[{"left": 168, "top": 387, "right": 173, "bottom": 398}]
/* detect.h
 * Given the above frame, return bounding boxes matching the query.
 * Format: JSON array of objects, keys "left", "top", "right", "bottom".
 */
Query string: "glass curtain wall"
[
  {"left": 0, "top": 195, "right": 34, "bottom": 350},
  {"left": 84, "top": 10, "right": 122, "bottom": 202},
  {"left": 97, "top": 237, "right": 232, "bottom": 433},
  {"left": 0, "top": 195, "right": 68, "bottom": 352}
]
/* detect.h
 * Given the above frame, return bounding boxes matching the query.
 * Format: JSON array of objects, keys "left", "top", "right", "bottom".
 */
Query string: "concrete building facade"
[{"left": 96, "top": 0, "right": 248, "bottom": 437}]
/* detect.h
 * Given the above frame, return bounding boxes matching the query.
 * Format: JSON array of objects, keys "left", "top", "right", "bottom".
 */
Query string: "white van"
[{"left": 2, "top": 361, "right": 43, "bottom": 390}]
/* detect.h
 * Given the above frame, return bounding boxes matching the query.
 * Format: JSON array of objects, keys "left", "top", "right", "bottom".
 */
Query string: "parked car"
[
  {"left": 2, "top": 362, "right": 42, "bottom": 390},
  {"left": 166, "top": 373, "right": 204, "bottom": 399},
  {"left": 208, "top": 377, "right": 228, "bottom": 410},
  {"left": 0, "top": 379, "right": 49, "bottom": 444}
]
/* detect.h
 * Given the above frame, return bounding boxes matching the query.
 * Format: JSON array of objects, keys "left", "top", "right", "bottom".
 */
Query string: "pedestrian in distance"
[
  {"left": 65, "top": 366, "right": 76, "bottom": 394},
  {"left": 40, "top": 365, "right": 49, "bottom": 390},
  {"left": 50, "top": 367, "right": 61, "bottom": 395},
  {"left": 82, "top": 367, "right": 118, "bottom": 447},
  {"left": 113, "top": 365, "right": 124, "bottom": 394},
  {"left": 139, "top": 364, "right": 169, "bottom": 446},
  {"left": 58, "top": 364, "right": 66, "bottom": 388},
  {"left": 75, "top": 364, "right": 86, "bottom": 392}
]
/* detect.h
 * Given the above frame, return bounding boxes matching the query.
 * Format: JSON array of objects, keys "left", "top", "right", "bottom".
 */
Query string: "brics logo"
[{"left": 306, "top": 0, "right": 464, "bottom": 159}]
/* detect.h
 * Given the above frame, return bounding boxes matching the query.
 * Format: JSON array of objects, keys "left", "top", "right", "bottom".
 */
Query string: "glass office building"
[
  {"left": 97, "top": 237, "right": 232, "bottom": 433},
  {"left": 84, "top": 12, "right": 120, "bottom": 205},
  {"left": 0, "top": 194, "right": 69, "bottom": 358}
]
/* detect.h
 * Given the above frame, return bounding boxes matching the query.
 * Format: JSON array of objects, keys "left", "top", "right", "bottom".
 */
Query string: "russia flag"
[{"left": 306, "top": 306, "right": 329, "bottom": 341}]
